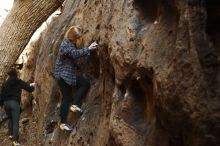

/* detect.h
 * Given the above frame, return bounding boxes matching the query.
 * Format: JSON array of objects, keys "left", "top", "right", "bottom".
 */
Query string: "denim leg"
[
  {"left": 73, "top": 76, "right": 90, "bottom": 106},
  {"left": 4, "top": 105, "right": 13, "bottom": 135},
  {"left": 8, "top": 118, "right": 13, "bottom": 135},
  {"left": 4, "top": 100, "right": 20, "bottom": 141},
  {"left": 11, "top": 103, "right": 20, "bottom": 141},
  {"left": 58, "top": 78, "right": 72, "bottom": 123}
]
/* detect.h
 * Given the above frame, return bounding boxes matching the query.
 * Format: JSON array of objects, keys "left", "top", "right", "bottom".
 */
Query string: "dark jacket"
[{"left": 0, "top": 78, "right": 34, "bottom": 104}]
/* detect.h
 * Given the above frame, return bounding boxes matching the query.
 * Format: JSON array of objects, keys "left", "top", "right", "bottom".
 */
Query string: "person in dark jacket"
[
  {"left": 54, "top": 26, "right": 98, "bottom": 131},
  {"left": 0, "top": 68, "right": 35, "bottom": 146}
]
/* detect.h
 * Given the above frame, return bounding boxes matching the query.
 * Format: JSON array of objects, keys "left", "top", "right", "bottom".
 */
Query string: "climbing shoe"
[
  {"left": 8, "top": 135, "right": 13, "bottom": 140},
  {"left": 12, "top": 141, "right": 20, "bottom": 146},
  {"left": 59, "top": 123, "right": 72, "bottom": 132},
  {"left": 70, "top": 105, "right": 83, "bottom": 113}
]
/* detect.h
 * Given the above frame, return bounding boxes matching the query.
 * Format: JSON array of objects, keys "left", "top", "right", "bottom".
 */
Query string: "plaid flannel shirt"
[{"left": 54, "top": 39, "right": 90, "bottom": 85}]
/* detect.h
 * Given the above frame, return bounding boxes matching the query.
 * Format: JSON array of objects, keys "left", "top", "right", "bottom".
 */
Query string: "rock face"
[{"left": 1, "top": 0, "right": 220, "bottom": 146}]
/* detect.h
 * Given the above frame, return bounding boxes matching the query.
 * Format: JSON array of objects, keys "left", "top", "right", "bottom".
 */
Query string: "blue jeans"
[
  {"left": 4, "top": 100, "right": 20, "bottom": 141},
  {"left": 58, "top": 76, "right": 90, "bottom": 123}
]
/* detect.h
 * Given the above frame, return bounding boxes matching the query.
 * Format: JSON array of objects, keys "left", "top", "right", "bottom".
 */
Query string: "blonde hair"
[{"left": 64, "top": 26, "right": 82, "bottom": 43}]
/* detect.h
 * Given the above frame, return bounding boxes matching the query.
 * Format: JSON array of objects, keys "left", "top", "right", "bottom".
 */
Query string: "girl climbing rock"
[{"left": 54, "top": 26, "right": 98, "bottom": 131}]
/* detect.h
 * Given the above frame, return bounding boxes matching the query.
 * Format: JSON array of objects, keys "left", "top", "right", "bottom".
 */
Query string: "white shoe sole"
[
  {"left": 70, "top": 105, "right": 83, "bottom": 113},
  {"left": 59, "top": 124, "right": 72, "bottom": 131}
]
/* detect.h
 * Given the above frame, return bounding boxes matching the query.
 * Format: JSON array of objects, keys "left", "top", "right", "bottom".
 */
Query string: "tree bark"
[{"left": 0, "top": 0, "right": 61, "bottom": 85}]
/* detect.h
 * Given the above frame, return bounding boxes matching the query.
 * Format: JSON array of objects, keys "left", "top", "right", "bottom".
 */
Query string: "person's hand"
[
  {"left": 30, "top": 83, "right": 36, "bottom": 87},
  {"left": 88, "top": 42, "right": 98, "bottom": 50}
]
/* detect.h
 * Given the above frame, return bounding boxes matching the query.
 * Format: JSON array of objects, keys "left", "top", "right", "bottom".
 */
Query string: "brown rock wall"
[{"left": 1, "top": 0, "right": 220, "bottom": 146}]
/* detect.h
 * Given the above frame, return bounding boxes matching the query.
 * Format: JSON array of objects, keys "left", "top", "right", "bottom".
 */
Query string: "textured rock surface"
[{"left": 1, "top": 0, "right": 220, "bottom": 146}]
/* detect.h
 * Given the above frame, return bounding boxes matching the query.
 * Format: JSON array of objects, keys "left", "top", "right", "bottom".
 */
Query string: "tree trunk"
[{"left": 0, "top": 0, "right": 61, "bottom": 85}]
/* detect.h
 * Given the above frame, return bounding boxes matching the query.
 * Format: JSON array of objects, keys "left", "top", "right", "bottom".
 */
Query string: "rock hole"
[
  {"left": 89, "top": 132, "right": 93, "bottom": 137},
  {"left": 45, "top": 120, "right": 57, "bottom": 134},
  {"left": 96, "top": 24, "right": 100, "bottom": 30},
  {"left": 84, "top": 0, "right": 88, "bottom": 4},
  {"left": 133, "top": 0, "right": 159, "bottom": 22},
  {"left": 206, "top": 0, "right": 220, "bottom": 55},
  {"left": 77, "top": 136, "right": 83, "bottom": 144},
  {"left": 49, "top": 140, "right": 53, "bottom": 145},
  {"left": 107, "top": 134, "right": 122, "bottom": 146},
  {"left": 120, "top": 68, "right": 156, "bottom": 133}
]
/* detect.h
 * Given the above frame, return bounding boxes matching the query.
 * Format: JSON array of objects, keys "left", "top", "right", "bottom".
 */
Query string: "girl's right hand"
[{"left": 88, "top": 42, "right": 98, "bottom": 50}]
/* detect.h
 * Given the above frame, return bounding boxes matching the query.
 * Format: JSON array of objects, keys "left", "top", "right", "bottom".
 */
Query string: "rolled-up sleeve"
[{"left": 60, "top": 40, "right": 90, "bottom": 60}]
